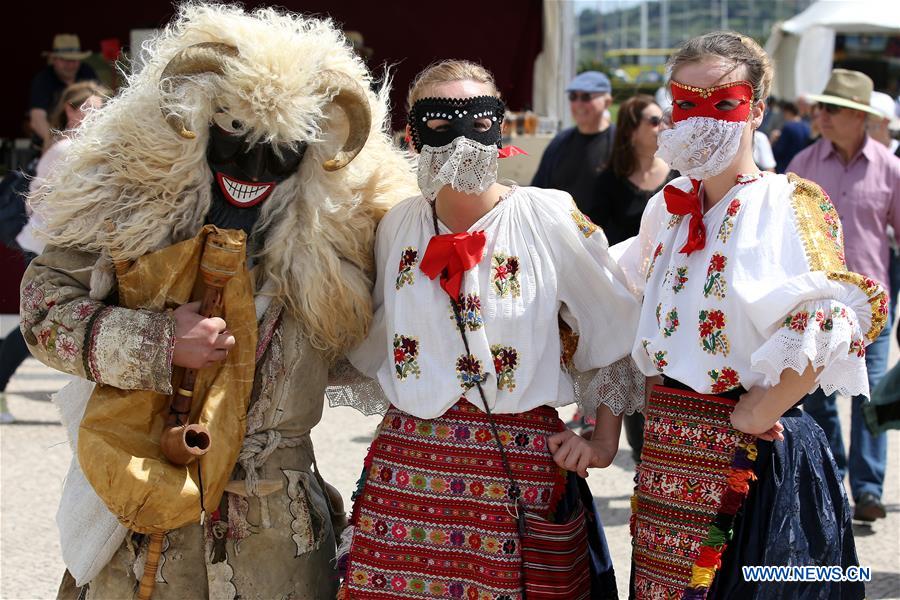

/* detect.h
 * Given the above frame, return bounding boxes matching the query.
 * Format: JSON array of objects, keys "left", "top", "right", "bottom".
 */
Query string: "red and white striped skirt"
[{"left": 342, "top": 398, "right": 567, "bottom": 599}]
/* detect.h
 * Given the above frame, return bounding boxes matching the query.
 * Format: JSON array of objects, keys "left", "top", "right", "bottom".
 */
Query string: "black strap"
[{"left": 431, "top": 206, "right": 527, "bottom": 531}]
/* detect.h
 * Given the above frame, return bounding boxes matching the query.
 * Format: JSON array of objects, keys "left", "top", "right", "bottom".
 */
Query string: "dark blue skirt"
[{"left": 709, "top": 408, "right": 865, "bottom": 599}]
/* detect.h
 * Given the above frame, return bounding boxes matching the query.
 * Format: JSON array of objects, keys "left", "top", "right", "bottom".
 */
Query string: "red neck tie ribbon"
[
  {"left": 664, "top": 179, "right": 706, "bottom": 255},
  {"left": 420, "top": 231, "right": 487, "bottom": 299}
]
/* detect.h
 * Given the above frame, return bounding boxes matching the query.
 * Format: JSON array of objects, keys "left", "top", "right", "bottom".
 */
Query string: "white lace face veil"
[
  {"left": 656, "top": 116, "right": 746, "bottom": 181},
  {"left": 416, "top": 137, "right": 499, "bottom": 201}
]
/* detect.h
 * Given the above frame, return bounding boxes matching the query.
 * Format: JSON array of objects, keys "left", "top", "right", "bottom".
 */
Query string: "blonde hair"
[
  {"left": 406, "top": 60, "right": 500, "bottom": 111},
  {"left": 668, "top": 31, "right": 774, "bottom": 101},
  {"left": 49, "top": 81, "right": 111, "bottom": 131}
]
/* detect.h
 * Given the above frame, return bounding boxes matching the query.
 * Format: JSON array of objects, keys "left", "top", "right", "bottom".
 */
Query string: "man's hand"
[
  {"left": 548, "top": 429, "right": 616, "bottom": 478},
  {"left": 171, "top": 301, "right": 235, "bottom": 369}
]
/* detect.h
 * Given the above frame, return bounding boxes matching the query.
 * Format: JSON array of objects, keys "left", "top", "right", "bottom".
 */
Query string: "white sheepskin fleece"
[{"left": 31, "top": 2, "right": 417, "bottom": 358}]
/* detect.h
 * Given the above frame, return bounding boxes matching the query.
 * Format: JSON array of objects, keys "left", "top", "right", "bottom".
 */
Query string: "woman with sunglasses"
[
  {"left": 585, "top": 94, "right": 676, "bottom": 458},
  {"left": 615, "top": 32, "right": 882, "bottom": 599}
]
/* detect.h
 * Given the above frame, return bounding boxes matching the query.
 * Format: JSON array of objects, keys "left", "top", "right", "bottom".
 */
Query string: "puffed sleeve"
[
  {"left": 20, "top": 245, "right": 176, "bottom": 393},
  {"left": 609, "top": 182, "right": 673, "bottom": 298},
  {"left": 533, "top": 189, "right": 644, "bottom": 415},
  {"left": 732, "top": 175, "right": 887, "bottom": 397}
]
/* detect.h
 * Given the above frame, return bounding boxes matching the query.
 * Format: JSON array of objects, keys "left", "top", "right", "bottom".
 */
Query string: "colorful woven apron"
[
  {"left": 631, "top": 385, "right": 758, "bottom": 600},
  {"left": 343, "top": 399, "right": 566, "bottom": 600}
]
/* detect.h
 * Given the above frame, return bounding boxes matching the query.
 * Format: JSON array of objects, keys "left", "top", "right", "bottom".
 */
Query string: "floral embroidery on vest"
[
  {"left": 492, "top": 253, "right": 521, "bottom": 298},
  {"left": 490, "top": 345, "right": 519, "bottom": 392},
  {"left": 395, "top": 247, "right": 418, "bottom": 290},
  {"left": 663, "top": 308, "right": 679, "bottom": 337},
  {"left": 708, "top": 367, "right": 741, "bottom": 393},
  {"left": 716, "top": 199, "right": 742, "bottom": 243},
  {"left": 647, "top": 243, "right": 664, "bottom": 281},
  {"left": 698, "top": 309, "right": 730, "bottom": 356},
  {"left": 703, "top": 253, "right": 727, "bottom": 299},
  {"left": 451, "top": 294, "right": 483, "bottom": 331},
  {"left": 571, "top": 209, "right": 598, "bottom": 238},
  {"left": 782, "top": 310, "right": 810, "bottom": 333},
  {"left": 37, "top": 323, "right": 79, "bottom": 364},
  {"left": 455, "top": 354, "right": 488, "bottom": 390},
  {"left": 393, "top": 334, "right": 421, "bottom": 380},
  {"left": 672, "top": 266, "right": 689, "bottom": 293}
]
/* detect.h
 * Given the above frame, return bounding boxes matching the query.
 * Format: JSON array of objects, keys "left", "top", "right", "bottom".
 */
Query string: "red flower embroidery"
[
  {"left": 393, "top": 334, "right": 421, "bottom": 380},
  {"left": 709, "top": 367, "right": 741, "bottom": 393}
]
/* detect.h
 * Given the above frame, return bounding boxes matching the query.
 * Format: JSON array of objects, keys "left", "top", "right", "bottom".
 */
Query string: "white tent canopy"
[{"left": 765, "top": 0, "right": 900, "bottom": 101}]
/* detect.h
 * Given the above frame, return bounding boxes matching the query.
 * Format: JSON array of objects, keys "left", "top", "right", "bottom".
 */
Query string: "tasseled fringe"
[
  {"left": 681, "top": 438, "right": 758, "bottom": 599},
  {"left": 334, "top": 525, "right": 355, "bottom": 577}
]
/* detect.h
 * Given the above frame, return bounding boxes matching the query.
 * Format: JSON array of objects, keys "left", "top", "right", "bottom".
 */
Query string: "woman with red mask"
[{"left": 615, "top": 33, "right": 883, "bottom": 599}]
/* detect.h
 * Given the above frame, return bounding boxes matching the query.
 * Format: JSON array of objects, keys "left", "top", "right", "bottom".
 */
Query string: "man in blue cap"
[{"left": 531, "top": 71, "right": 614, "bottom": 212}]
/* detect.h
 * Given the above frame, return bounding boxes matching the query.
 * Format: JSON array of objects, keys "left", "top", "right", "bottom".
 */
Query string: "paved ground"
[{"left": 2, "top": 332, "right": 899, "bottom": 599}]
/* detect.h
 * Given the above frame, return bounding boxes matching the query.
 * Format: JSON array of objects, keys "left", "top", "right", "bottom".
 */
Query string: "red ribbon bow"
[
  {"left": 419, "top": 231, "right": 487, "bottom": 299},
  {"left": 664, "top": 179, "right": 706, "bottom": 255}
]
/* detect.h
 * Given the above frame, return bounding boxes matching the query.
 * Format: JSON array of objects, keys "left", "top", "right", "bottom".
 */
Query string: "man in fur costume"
[{"left": 20, "top": 4, "right": 416, "bottom": 599}]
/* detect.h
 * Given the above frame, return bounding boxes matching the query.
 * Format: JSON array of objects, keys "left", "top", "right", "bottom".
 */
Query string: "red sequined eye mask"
[{"left": 670, "top": 80, "right": 754, "bottom": 123}]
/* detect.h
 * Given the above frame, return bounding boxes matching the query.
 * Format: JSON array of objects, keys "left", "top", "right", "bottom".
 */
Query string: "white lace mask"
[
  {"left": 417, "top": 136, "right": 498, "bottom": 201},
  {"left": 656, "top": 116, "right": 746, "bottom": 180}
]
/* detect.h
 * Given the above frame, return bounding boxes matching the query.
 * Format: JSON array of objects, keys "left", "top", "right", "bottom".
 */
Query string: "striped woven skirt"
[
  {"left": 342, "top": 399, "right": 567, "bottom": 599},
  {"left": 631, "top": 385, "right": 758, "bottom": 600}
]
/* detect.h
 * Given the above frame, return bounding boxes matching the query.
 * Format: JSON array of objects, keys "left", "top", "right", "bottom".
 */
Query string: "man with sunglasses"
[
  {"left": 531, "top": 71, "right": 615, "bottom": 214},
  {"left": 788, "top": 69, "right": 900, "bottom": 523}
]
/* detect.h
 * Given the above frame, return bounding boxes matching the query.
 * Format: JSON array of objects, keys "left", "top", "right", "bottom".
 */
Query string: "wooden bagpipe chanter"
[{"left": 77, "top": 225, "right": 257, "bottom": 598}]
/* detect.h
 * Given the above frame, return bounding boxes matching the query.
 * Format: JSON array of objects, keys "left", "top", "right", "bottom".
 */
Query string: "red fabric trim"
[{"left": 419, "top": 231, "right": 486, "bottom": 300}]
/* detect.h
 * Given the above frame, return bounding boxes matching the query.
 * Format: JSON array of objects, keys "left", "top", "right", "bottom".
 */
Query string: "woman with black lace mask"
[{"left": 337, "top": 60, "right": 643, "bottom": 599}]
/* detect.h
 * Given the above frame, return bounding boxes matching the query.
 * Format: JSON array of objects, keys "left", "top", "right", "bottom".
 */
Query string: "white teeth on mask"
[{"left": 221, "top": 175, "right": 272, "bottom": 204}]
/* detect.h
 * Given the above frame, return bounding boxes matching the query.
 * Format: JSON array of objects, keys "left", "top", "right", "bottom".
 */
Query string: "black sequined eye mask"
[{"left": 408, "top": 96, "right": 505, "bottom": 152}]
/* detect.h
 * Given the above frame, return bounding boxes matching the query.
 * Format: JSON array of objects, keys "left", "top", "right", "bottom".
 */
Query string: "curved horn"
[
  {"left": 159, "top": 42, "right": 239, "bottom": 139},
  {"left": 319, "top": 71, "right": 372, "bottom": 171}
]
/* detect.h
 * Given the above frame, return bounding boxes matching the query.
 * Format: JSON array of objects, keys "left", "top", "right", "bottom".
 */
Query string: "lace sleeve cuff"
[
  {"left": 326, "top": 358, "right": 390, "bottom": 416},
  {"left": 750, "top": 300, "right": 870, "bottom": 398},
  {"left": 572, "top": 355, "right": 645, "bottom": 417}
]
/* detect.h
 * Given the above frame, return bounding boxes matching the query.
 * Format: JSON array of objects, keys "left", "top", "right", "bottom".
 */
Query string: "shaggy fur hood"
[{"left": 31, "top": 3, "right": 417, "bottom": 358}]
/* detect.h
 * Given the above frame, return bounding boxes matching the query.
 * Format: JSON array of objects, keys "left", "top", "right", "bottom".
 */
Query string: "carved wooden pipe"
[{"left": 159, "top": 232, "right": 242, "bottom": 466}]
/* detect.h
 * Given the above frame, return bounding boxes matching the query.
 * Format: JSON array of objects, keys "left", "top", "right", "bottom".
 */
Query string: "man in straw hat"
[
  {"left": 789, "top": 68, "right": 900, "bottom": 523},
  {"left": 29, "top": 34, "right": 97, "bottom": 147}
]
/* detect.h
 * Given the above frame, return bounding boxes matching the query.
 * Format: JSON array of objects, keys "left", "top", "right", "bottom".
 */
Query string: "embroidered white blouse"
[
  {"left": 613, "top": 173, "right": 887, "bottom": 397},
  {"left": 347, "top": 186, "right": 642, "bottom": 420}
]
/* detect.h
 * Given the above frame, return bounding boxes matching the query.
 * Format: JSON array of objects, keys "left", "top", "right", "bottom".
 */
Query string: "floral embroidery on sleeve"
[
  {"left": 395, "top": 247, "right": 418, "bottom": 290},
  {"left": 570, "top": 210, "right": 598, "bottom": 238},
  {"left": 455, "top": 354, "right": 488, "bottom": 391},
  {"left": 655, "top": 302, "right": 662, "bottom": 327},
  {"left": 490, "top": 345, "right": 519, "bottom": 392},
  {"left": 393, "top": 334, "right": 421, "bottom": 380},
  {"left": 642, "top": 340, "right": 668, "bottom": 373},
  {"left": 492, "top": 253, "right": 521, "bottom": 298},
  {"left": 451, "top": 294, "right": 483, "bottom": 331},
  {"left": 782, "top": 310, "right": 810, "bottom": 332},
  {"left": 37, "top": 324, "right": 79, "bottom": 364},
  {"left": 708, "top": 367, "right": 741, "bottom": 393},
  {"left": 662, "top": 308, "right": 679, "bottom": 337},
  {"left": 716, "top": 199, "right": 742, "bottom": 243},
  {"left": 849, "top": 338, "right": 866, "bottom": 358},
  {"left": 672, "top": 266, "right": 689, "bottom": 293},
  {"left": 646, "top": 243, "right": 664, "bottom": 281},
  {"left": 814, "top": 306, "right": 848, "bottom": 331},
  {"left": 698, "top": 309, "right": 730, "bottom": 356},
  {"left": 703, "top": 253, "right": 727, "bottom": 299}
]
